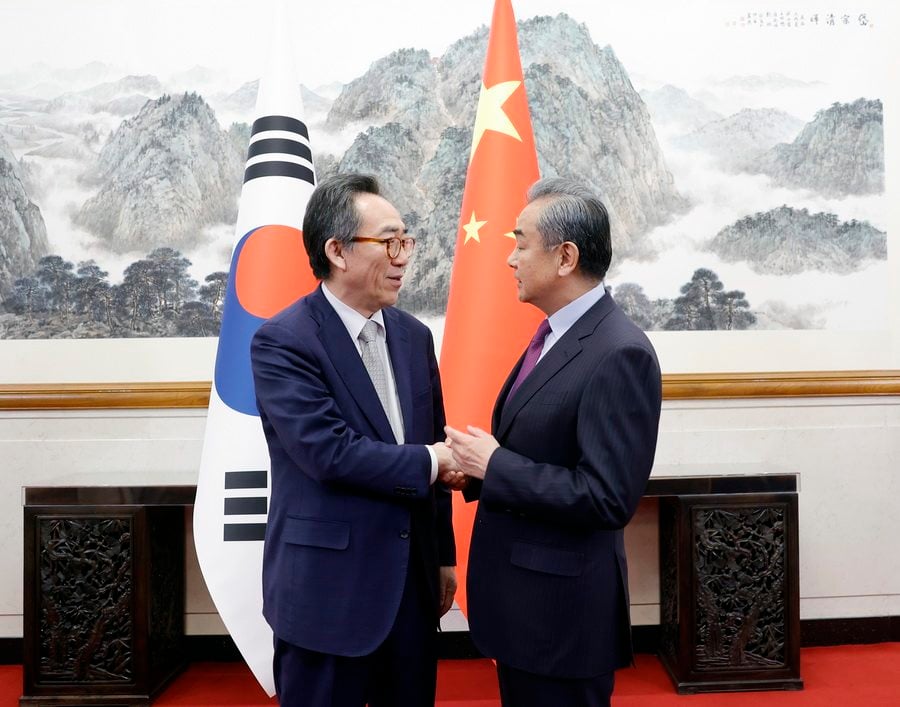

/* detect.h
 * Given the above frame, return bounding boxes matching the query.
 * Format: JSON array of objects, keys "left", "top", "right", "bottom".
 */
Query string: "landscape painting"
[{"left": 0, "top": 0, "right": 895, "bottom": 378}]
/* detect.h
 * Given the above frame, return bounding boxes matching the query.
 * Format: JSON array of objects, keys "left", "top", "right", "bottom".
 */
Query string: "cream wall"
[{"left": 2, "top": 395, "right": 899, "bottom": 639}]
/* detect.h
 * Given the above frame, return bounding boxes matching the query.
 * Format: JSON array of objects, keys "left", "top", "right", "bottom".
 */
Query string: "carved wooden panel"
[
  {"left": 692, "top": 505, "right": 787, "bottom": 670},
  {"left": 37, "top": 517, "right": 134, "bottom": 684},
  {"left": 24, "top": 498, "right": 189, "bottom": 705}
]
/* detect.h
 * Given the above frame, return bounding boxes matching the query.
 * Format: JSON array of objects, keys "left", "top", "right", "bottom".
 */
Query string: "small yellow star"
[
  {"left": 463, "top": 212, "right": 488, "bottom": 244},
  {"left": 470, "top": 80, "right": 523, "bottom": 160},
  {"left": 503, "top": 231, "right": 516, "bottom": 239}
]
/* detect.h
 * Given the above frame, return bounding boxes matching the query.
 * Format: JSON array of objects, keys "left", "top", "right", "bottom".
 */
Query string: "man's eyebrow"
[{"left": 512, "top": 228, "right": 523, "bottom": 237}]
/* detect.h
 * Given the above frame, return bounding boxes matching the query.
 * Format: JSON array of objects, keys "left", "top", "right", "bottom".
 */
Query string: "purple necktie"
[{"left": 506, "top": 319, "right": 552, "bottom": 402}]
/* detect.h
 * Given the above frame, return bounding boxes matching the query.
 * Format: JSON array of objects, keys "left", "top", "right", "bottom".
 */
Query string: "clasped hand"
[
  {"left": 432, "top": 426, "right": 500, "bottom": 489},
  {"left": 432, "top": 441, "right": 468, "bottom": 490},
  {"left": 443, "top": 425, "right": 500, "bottom": 481}
]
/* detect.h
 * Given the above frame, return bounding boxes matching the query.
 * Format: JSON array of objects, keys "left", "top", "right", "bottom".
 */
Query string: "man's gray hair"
[{"left": 525, "top": 177, "right": 612, "bottom": 279}]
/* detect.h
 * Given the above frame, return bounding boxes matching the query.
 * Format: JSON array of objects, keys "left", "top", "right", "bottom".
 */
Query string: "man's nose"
[{"left": 507, "top": 247, "right": 517, "bottom": 268}]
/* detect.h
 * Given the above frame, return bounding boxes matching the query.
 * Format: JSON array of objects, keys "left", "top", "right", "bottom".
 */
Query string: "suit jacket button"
[{"left": 399, "top": 530, "right": 410, "bottom": 539}]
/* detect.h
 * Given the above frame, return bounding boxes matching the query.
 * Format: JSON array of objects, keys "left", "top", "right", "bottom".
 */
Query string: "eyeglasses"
[{"left": 351, "top": 236, "right": 416, "bottom": 259}]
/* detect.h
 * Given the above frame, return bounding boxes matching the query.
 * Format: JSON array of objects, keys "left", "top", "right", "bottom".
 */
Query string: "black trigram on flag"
[
  {"left": 223, "top": 470, "right": 269, "bottom": 541},
  {"left": 243, "top": 115, "right": 315, "bottom": 185}
]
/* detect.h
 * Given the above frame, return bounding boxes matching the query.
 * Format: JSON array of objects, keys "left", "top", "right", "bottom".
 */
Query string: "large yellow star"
[
  {"left": 469, "top": 80, "right": 522, "bottom": 160},
  {"left": 462, "top": 211, "right": 487, "bottom": 244}
]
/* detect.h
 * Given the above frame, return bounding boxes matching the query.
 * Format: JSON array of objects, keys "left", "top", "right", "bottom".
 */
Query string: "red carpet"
[{"left": 2, "top": 644, "right": 898, "bottom": 706}]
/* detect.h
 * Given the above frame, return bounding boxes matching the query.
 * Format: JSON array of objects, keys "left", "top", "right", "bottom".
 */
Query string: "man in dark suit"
[
  {"left": 251, "top": 174, "right": 462, "bottom": 707},
  {"left": 446, "top": 178, "right": 662, "bottom": 706}
]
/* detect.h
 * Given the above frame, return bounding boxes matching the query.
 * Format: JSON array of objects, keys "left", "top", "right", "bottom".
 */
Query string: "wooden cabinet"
[
  {"left": 22, "top": 487, "right": 193, "bottom": 706},
  {"left": 646, "top": 474, "right": 802, "bottom": 693}
]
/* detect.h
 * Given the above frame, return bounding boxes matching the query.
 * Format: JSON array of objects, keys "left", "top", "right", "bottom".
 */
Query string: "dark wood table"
[
  {"left": 645, "top": 471, "right": 802, "bottom": 693},
  {"left": 21, "top": 470, "right": 801, "bottom": 704},
  {"left": 22, "top": 482, "right": 195, "bottom": 706}
]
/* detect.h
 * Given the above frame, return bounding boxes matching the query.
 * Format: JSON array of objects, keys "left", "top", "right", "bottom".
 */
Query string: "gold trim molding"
[
  {"left": 1, "top": 371, "right": 899, "bottom": 410},
  {"left": 663, "top": 370, "right": 900, "bottom": 400},
  {"left": 0, "top": 382, "right": 211, "bottom": 410}
]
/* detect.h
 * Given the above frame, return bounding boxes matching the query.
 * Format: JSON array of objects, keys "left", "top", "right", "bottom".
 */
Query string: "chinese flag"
[{"left": 440, "top": 0, "right": 542, "bottom": 614}]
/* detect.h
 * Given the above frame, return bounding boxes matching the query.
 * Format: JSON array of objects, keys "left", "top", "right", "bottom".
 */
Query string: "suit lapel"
[
  {"left": 492, "top": 353, "right": 523, "bottom": 434},
  {"left": 384, "top": 308, "right": 413, "bottom": 441},
  {"left": 496, "top": 293, "right": 617, "bottom": 440},
  {"left": 311, "top": 288, "right": 396, "bottom": 443},
  {"left": 496, "top": 339, "right": 582, "bottom": 440}
]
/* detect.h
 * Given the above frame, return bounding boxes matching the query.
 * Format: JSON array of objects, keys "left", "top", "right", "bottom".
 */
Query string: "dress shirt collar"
[
  {"left": 547, "top": 280, "right": 606, "bottom": 340},
  {"left": 321, "top": 282, "right": 386, "bottom": 340}
]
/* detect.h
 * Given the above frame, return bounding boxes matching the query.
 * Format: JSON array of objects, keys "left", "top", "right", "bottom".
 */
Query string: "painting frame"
[{"left": 2, "top": 1, "right": 899, "bottom": 405}]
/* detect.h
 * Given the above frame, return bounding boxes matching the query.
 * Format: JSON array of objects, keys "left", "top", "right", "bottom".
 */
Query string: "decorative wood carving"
[
  {"left": 23, "top": 502, "right": 188, "bottom": 705},
  {"left": 657, "top": 491, "right": 801, "bottom": 693},
  {"left": 38, "top": 517, "right": 133, "bottom": 684},
  {"left": 692, "top": 505, "right": 787, "bottom": 670}
]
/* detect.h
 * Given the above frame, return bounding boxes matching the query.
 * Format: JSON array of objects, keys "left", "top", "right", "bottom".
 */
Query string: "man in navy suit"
[
  {"left": 446, "top": 178, "right": 662, "bottom": 707},
  {"left": 251, "top": 174, "right": 461, "bottom": 707}
]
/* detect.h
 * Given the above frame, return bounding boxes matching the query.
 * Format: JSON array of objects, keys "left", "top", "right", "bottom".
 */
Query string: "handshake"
[{"left": 431, "top": 425, "right": 501, "bottom": 491}]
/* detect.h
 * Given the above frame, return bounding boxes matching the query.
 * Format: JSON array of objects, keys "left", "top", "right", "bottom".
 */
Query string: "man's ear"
[
  {"left": 557, "top": 241, "right": 580, "bottom": 277},
  {"left": 324, "top": 238, "right": 347, "bottom": 272}
]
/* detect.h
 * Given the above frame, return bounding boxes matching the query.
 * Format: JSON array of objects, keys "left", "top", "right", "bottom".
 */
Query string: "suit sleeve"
[
  {"left": 479, "top": 344, "right": 662, "bottom": 529},
  {"left": 462, "top": 478, "right": 482, "bottom": 503},
  {"left": 427, "top": 330, "right": 457, "bottom": 566},
  {"left": 251, "top": 320, "right": 432, "bottom": 499}
]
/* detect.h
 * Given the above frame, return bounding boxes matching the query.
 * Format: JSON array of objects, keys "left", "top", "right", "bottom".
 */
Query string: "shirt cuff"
[{"left": 426, "top": 445, "right": 438, "bottom": 485}]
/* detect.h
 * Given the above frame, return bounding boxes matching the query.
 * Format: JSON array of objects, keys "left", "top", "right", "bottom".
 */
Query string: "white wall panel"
[{"left": 2, "top": 396, "right": 899, "bottom": 638}]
